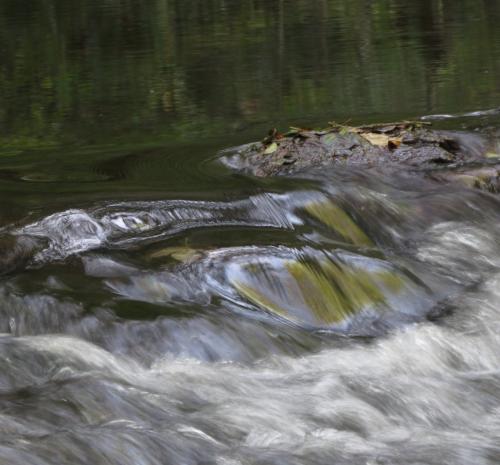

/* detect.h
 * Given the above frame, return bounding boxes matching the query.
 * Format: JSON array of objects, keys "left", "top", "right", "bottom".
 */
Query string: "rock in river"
[{"left": 220, "top": 121, "right": 500, "bottom": 191}]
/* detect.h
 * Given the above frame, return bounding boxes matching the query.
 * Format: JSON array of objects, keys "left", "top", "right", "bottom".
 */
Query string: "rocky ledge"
[{"left": 220, "top": 121, "right": 500, "bottom": 191}]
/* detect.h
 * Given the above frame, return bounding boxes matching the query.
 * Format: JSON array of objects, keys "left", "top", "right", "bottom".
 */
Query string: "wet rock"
[
  {"left": 220, "top": 122, "right": 490, "bottom": 179},
  {"left": 224, "top": 248, "right": 432, "bottom": 333},
  {"left": 148, "top": 246, "right": 205, "bottom": 264},
  {"left": 0, "top": 235, "right": 42, "bottom": 275},
  {"left": 429, "top": 165, "right": 500, "bottom": 192},
  {"left": 104, "top": 244, "right": 435, "bottom": 335},
  {"left": 302, "top": 199, "right": 373, "bottom": 247}
]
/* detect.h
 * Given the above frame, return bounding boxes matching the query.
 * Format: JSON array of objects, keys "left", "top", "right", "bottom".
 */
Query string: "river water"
[{"left": 1, "top": 1, "right": 500, "bottom": 464}]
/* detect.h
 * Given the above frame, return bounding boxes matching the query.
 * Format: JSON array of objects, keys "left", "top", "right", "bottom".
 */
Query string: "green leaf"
[{"left": 263, "top": 142, "right": 278, "bottom": 154}]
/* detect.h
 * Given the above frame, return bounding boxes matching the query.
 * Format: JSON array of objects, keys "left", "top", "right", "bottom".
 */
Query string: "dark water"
[{"left": 1, "top": 2, "right": 500, "bottom": 464}]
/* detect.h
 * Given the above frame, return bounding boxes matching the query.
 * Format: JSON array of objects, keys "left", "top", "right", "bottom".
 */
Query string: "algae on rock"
[
  {"left": 231, "top": 251, "right": 408, "bottom": 329},
  {"left": 303, "top": 200, "right": 372, "bottom": 247}
]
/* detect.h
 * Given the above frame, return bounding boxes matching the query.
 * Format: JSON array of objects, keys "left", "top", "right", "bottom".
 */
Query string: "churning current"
[{"left": 1, "top": 156, "right": 500, "bottom": 465}]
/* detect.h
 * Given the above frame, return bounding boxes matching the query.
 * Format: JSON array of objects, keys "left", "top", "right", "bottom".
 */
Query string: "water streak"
[{"left": 1, "top": 168, "right": 500, "bottom": 464}]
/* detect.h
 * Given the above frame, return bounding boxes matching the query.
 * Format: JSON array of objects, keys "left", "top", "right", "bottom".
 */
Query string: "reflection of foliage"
[
  {"left": 1, "top": 0, "right": 500, "bottom": 148},
  {"left": 234, "top": 253, "right": 405, "bottom": 327}
]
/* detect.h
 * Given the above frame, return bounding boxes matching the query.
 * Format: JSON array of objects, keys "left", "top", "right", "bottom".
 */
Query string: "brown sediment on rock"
[{"left": 220, "top": 121, "right": 498, "bottom": 189}]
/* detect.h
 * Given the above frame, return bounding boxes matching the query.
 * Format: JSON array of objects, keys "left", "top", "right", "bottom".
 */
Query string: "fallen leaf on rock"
[
  {"left": 361, "top": 132, "right": 401, "bottom": 148},
  {"left": 263, "top": 142, "right": 278, "bottom": 154},
  {"left": 388, "top": 138, "right": 402, "bottom": 149}
]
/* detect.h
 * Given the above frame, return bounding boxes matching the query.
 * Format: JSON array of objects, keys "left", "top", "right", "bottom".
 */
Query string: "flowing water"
[{"left": 2, "top": 1, "right": 500, "bottom": 464}]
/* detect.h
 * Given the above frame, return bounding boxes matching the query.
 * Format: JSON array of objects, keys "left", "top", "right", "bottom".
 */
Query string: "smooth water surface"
[{"left": 1, "top": 1, "right": 500, "bottom": 464}]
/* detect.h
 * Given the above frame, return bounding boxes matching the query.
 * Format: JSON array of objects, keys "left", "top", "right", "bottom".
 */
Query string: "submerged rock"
[
  {"left": 302, "top": 199, "right": 373, "bottom": 247},
  {"left": 0, "top": 235, "right": 42, "bottom": 275},
  {"left": 429, "top": 164, "right": 500, "bottom": 192},
  {"left": 103, "top": 244, "right": 435, "bottom": 335},
  {"left": 223, "top": 247, "right": 432, "bottom": 334}
]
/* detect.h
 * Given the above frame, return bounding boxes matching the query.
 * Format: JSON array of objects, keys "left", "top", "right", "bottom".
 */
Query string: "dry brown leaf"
[
  {"left": 388, "top": 138, "right": 402, "bottom": 149},
  {"left": 361, "top": 133, "right": 391, "bottom": 146},
  {"left": 361, "top": 132, "right": 402, "bottom": 148}
]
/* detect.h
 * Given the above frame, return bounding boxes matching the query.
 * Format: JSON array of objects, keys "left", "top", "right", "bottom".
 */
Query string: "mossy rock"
[
  {"left": 226, "top": 248, "right": 422, "bottom": 331},
  {"left": 148, "top": 246, "right": 204, "bottom": 263},
  {"left": 303, "top": 199, "right": 372, "bottom": 247}
]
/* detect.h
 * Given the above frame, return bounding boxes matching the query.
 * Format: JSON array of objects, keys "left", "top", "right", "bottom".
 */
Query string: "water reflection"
[{"left": 1, "top": 0, "right": 500, "bottom": 148}]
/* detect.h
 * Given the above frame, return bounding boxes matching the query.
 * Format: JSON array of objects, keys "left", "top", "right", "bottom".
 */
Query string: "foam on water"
[
  {"left": 10, "top": 194, "right": 301, "bottom": 265},
  {"left": 1, "top": 173, "right": 500, "bottom": 464},
  {"left": 421, "top": 107, "right": 500, "bottom": 120},
  {"left": 1, "top": 269, "right": 500, "bottom": 464}
]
